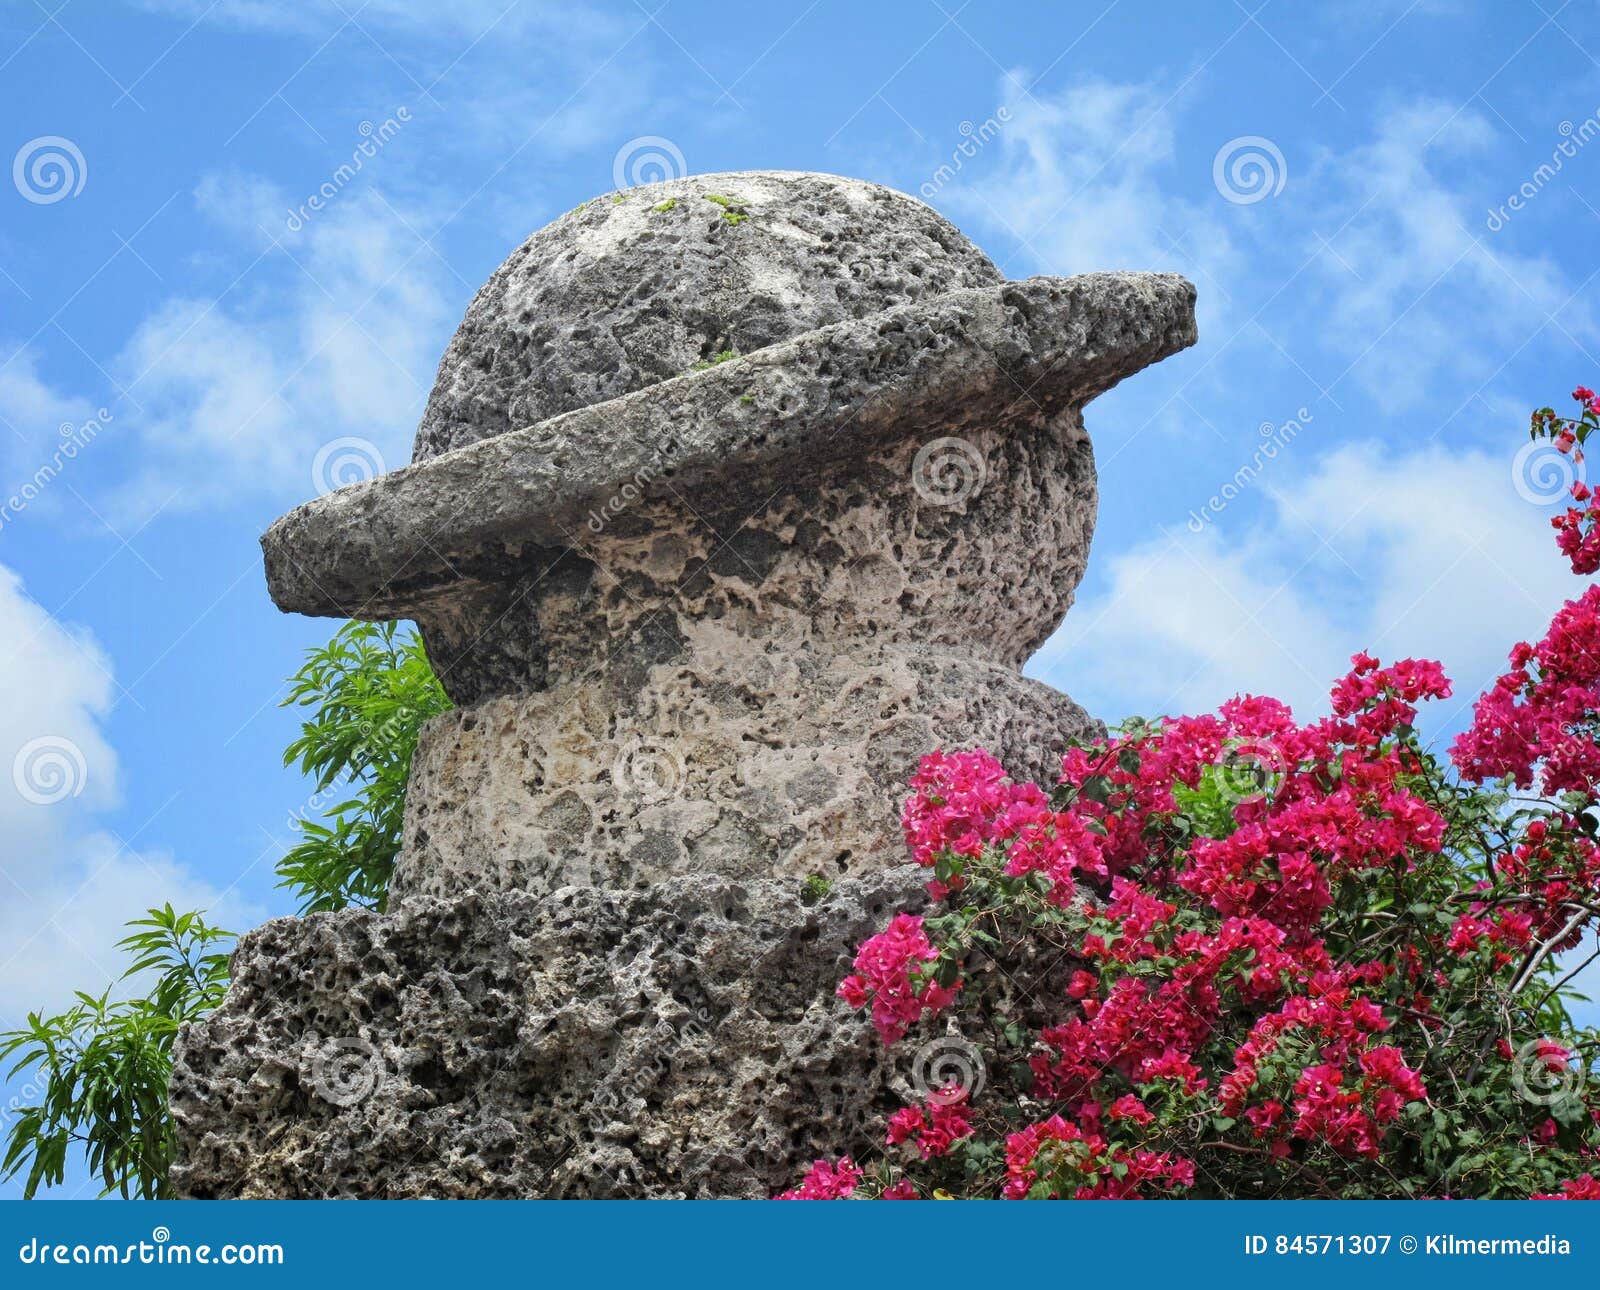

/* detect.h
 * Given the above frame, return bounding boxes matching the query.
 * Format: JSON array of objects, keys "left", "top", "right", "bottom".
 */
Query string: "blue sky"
[{"left": 2, "top": 0, "right": 1599, "bottom": 1195}]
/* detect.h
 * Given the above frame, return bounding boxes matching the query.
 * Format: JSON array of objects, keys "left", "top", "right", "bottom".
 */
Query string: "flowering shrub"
[
  {"left": 1545, "top": 387, "right": 1599, "bottom": 575},
  {"left": 783, "top": 395, "right": 1600, "bottom": 1200}
]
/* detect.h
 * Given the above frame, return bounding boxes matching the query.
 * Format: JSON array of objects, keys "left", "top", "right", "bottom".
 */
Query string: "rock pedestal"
[{"left": 170, "top": 171, "right": 1195, "bottom": 1198}]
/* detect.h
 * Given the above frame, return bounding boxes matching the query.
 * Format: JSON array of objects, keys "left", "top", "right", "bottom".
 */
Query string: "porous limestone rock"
[
  {"left": 412, "top": 171, "right": 1003, "bottom": 461},
  {"left": 393, "top": 647, "right": 1096, "bottom": 906},
  {"left": 170, "top": 870, "right": 927, "bottom": 1199},
  {"left": 171, "top": 170, "right": 1197, "bottom": 1198}
]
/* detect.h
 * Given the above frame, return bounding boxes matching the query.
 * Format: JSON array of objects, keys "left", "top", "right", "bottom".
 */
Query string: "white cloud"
[
  {"left": 1030, "top": 441, "right": 1578, "bottom": 732},
  {"left": 1296, "top": 99, "right": 1585, "bottom": 405},
  {"left": 106, "top": 181, "right": 455, "bottom": 523},
  {"left": 0, "top": 565, "right": 253, "bottom": 1017},
  {"left": 950, "top": 77, "right": 1591, "bottom": 423},
  {"left": 0, "top": 349, "right": 111, "bottom": 530},
  {"left": 0, "top": 838, "right": 250, "bottom": 1021},
  {"left": 0, "top": 564, "right": 119, "bottom": 839},
  {"left": 945, "top": 72, "right": 1238, "bottom": 295}
]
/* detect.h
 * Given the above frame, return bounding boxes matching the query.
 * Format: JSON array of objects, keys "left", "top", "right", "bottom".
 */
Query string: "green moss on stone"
[{"left": 691, "top": 349, "right": 738, "bottom": 372}]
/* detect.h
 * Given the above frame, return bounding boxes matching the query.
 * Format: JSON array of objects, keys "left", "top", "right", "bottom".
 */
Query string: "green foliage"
[
  {"left": 0, "top": 620, "right": 446, "bottom": 1199},
  {"left": 691, "top": 348, "right": 739, "bottom": 372},
  {"left": 277, "top": 620, "right": 450, "bottom": 914},
  {"left": 0, "top": 907, "right": 231, "bottom": 1198}
]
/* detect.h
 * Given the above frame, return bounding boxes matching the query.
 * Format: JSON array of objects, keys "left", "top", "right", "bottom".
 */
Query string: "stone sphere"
[{"left": 412, "top": 170, "right": 1002, "bottom": 460}]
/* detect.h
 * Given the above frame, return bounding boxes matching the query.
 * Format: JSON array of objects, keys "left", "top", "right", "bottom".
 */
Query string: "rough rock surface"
[
  {"left": 262, "top": 272, "right": 1197, "bottom": 622},
  {"left": 412, "top": 171, "right": 1002, "bottom": 461},
  {"left": 394, "top": 648, "right": 1097, "bottom": 906},
  {"left": 170, "top": 870, "right": 926, "bottom": 1199},
  {"left": 392, "top": 399, "right": 1106, "bottom": 896},
  {"left": 406, "top": 397, "right": 1104, "bottom": 708}
]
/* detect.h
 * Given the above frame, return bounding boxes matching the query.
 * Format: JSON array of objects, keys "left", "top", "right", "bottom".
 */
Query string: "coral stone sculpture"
[{"left": 170, "top": 171, "right": 1195, "bottom": 1198}]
